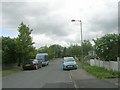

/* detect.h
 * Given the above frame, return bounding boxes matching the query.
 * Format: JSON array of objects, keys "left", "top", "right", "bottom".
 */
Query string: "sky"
[{"left": 1, "top": 0, "right": 119, "bottom": 48}]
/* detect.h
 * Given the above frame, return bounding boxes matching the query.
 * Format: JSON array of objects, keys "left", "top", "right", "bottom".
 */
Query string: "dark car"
[{"left": 22, "top": 59, "right": 42, "bottom": 70}]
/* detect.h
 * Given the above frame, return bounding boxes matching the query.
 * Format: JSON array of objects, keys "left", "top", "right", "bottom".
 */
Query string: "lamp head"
[{"left": 71, "top": 20, "right": 75, "bottom": 22}]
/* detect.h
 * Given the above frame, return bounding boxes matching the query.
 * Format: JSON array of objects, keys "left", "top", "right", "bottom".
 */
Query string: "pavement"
[
  {"left": 103, "top": 78, "right": 119, "bottom": 86},
  {"left": 70, "top": 68, "right": 119, "bottom": 88}
]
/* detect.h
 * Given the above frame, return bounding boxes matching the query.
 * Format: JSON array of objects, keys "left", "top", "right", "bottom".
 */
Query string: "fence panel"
[
  {"left": 110, "top": 61, "right": 118, "bottom": 71},
  {"left": 90, "top": 59, "right": 119, "bottom": 72},
  {"left": 90, "top": 59, "right": 95, "bottom": 66}
]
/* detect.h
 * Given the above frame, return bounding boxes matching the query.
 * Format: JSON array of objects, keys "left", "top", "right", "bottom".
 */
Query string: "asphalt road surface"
[{"left": 2, "top": 58, "right": 119, "bottom": 89}]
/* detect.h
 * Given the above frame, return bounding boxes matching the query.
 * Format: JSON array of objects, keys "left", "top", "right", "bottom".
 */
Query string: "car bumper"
[
  {"left": 42, "top": 62, "right": 49, "bottom": 66},
  {"left": 23, "top": 65, "right": 35, "bottom": 70},
  {"left": 63, "top": 65, "right": 77, "bottom": 70}
]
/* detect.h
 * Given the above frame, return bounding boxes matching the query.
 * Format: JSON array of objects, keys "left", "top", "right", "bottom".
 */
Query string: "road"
[{"left": 2, "top": 58, "right": 119, "bottom": 89}]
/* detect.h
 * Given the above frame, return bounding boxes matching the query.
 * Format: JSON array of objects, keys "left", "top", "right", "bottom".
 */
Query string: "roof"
[
  {"left": 36, "top": 53, "right": 48, "bottom": 56},
  {"left": 64, "top": 57, "right": 74, "bottom": 60}
]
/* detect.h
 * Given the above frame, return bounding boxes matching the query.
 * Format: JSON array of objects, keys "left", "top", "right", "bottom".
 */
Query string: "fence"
[{"left": 90, "top": 59, "right": 120, "bottom": 72}]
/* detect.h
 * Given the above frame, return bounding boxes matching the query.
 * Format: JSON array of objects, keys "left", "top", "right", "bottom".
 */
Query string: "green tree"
[
  {"left": 65, "top": 44, "right": 81, "bottom": 58},
  {"left": 16, "top": 22, "right": 34, "bottom": 66},
  {"left": 93, "top": 34, "right": 119, "bottom": 61},
  {"left": 0, "top": 37, "right": 2, "bottom": 64},
  {"left": 82, "top": 40, "right": 93, "bottom": 57},
  {"left": 37, "top": 44, "right": 63, "bottom": 59},
  {"left": 2, "top": 37, "right": 17, "bottom": 64},
  {"left": 48, "top": 44, "right": 63, "bottom": 58},
  {"left": 62, "top": 47, "right": 67, "bottom": 57}
]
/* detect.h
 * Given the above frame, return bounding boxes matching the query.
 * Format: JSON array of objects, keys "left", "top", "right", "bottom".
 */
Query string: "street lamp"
[{"left": 71, "top": 19, "right": 83, "bottom": 67}]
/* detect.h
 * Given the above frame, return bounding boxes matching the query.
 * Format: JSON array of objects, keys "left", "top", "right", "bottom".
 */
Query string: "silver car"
[{"left": 63, "top": 57, "right": 78, "bottom": 70}]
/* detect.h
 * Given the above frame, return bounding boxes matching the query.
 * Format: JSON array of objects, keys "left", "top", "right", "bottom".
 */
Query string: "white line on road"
[{"left": 69, "top": 70, "right": 78, "bottom": 89}]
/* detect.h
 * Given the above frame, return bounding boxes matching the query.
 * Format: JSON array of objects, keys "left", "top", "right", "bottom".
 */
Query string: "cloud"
[
  {"left": 88, "top": 4, "right": 118, "bottom": 34},
  {"left": 1, "top": 0, "right": 119, "bottom": 48}
]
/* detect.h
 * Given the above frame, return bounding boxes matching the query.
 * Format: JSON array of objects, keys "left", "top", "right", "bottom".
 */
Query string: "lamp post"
[{"left": 71, "top": 20, "right": 83, "bottom": 67}]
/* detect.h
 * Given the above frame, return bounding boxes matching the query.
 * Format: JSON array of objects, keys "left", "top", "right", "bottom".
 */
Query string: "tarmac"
[{"left": 70, "top": 68, "right": 119, "bottom": 88}]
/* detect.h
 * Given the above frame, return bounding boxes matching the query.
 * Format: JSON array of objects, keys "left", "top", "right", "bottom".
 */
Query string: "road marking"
[{"left": 69, "top": 70, "right": 78, "bottom": 89}]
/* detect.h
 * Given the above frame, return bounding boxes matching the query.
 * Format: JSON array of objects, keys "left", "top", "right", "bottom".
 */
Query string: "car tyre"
[
  {"left": 35, "top": 65, "right": 38, "bottom": 70},
  {"left": 40, "top": 64, "right": 42, "bottom": 68},
  {"left": 75, "top": 68, "right": 77, "bottom": 70}
]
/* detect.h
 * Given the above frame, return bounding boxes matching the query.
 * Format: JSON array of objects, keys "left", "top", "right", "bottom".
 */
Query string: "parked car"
[
  {"left": 33, "top": 59, "right": 42, "bottom": 68},
  {"left": 36, "top": 53, "right": 49, "bottom": 66},
  {"left": 41, "top": 60, "right": 49, "bottom": 66},
  {"left": 63, "top": 57, "right": 78, "bottom": 70},
  {"left": 22, "top": 59, "right": 42, "bottom": 70}
]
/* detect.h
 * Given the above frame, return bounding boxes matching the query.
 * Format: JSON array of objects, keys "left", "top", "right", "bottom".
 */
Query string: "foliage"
[
  {"left": 93, "top": 34, "right": 119, "bottom": 61},
  {"left": 0, "top": 37, "right": 2, "bottom": 64},
  {"left": 36, "top": 40, "right": 93, "bottom": 59},
  {"left": 82, "top": 40, "right": 93, "bottom": 57},
  {"left": 65, "top": 44, "right": 81, "bottom": 57},
  {"left": 84, "top": 65, "right": 120, "bottom": 79},
  {"left": 77, "top": 61, "right": 120, "bottom": 79},
  {"left": 16, "top": 22, "right": 35, "bottom": 65},
  {"left": 62, "top": 47, "right": 67, "bottom": 57},
  {"left": 64, "top": 40, "right": 93, "bottom": 59},
  {"left": 2, "top": 67, "right": 22, "bottom": 76},
  {"left": 2, "top": 22, "right": 36, "bottom": 65},
  {"left": 2, "top": 37, "right": 17, "bottom": 64},
  {"left": 37, "top": 44, "right": 63, "bottom": 59}
]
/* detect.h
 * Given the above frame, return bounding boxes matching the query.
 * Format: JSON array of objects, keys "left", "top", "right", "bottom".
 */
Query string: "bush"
[{"left": 93, "top": 34, "right": 119, "bottom": 61}]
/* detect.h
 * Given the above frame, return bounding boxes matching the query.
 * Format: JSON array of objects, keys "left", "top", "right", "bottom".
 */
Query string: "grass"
[
  {"left": 77, "top": 61, "right": 120, "bottom": 79},
  {"left": 0, "top": 67, "right": 22, "bottom": 77}
]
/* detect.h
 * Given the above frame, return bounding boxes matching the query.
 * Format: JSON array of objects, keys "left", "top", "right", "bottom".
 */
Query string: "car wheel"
[
  {"left": 40, "top": 64, "right": 42, "bottom": 68},
  {"left": 35, "top": 65, "right": 38, "bottom": 70},
  {"left": 75, "top": 68, "right": 77, "bottom": 70}
]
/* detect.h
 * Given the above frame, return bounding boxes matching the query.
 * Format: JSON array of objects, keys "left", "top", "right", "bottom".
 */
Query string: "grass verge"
[
  {"left": 77, "top": 61, "right": 120, "bottom": 79},
  {"left": 0, "top": 67, "right": 22, "bottom": 77}
]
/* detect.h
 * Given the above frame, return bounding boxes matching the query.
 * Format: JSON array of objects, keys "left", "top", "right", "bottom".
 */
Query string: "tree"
[
  {"left": 16, "top": 22, "right": 34, "bottom": 66},
  {"left": 62, "top": 47, "right": 67, "bottom": 57},
  {"left": 0, "top": 37, "right": 2, "bottom": 64},
  {"left": 82, "top": 40, "right": 93, "bottom": 57},
  {"left": 65, "top": 44, "right": 81, "bottom": 58},
  {"left": 48, "top": 44, "right": 63, "bottom": 58},
  {"left": 37, "top": 44, "right": 63, "bottom": 59},
  {"left": 93, "top": 34, "right": 119, "bottom": 61},
  {"left": 2, "top": 37, "right": 17, "bottom": 64}
]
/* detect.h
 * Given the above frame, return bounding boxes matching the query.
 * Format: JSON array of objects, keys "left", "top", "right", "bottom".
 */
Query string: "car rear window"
[
  {"left": 25, "top": 61, "right": 33, "bottom": 64},
  {"left": 64, "top": 59, "right": 75, "bottom": 62}
]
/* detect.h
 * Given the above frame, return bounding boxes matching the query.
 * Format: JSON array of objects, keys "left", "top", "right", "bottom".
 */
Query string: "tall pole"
[
  {"left": 71, "top": 19, "right": 83, "bottom": 68},
  {"left": 80, "top": 20, "right": 83, "bottom": 67}
]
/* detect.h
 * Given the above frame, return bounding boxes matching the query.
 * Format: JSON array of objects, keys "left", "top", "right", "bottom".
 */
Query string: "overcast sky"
[{"left": 1, "top": 0, "right": 119, "bottom": 48}]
